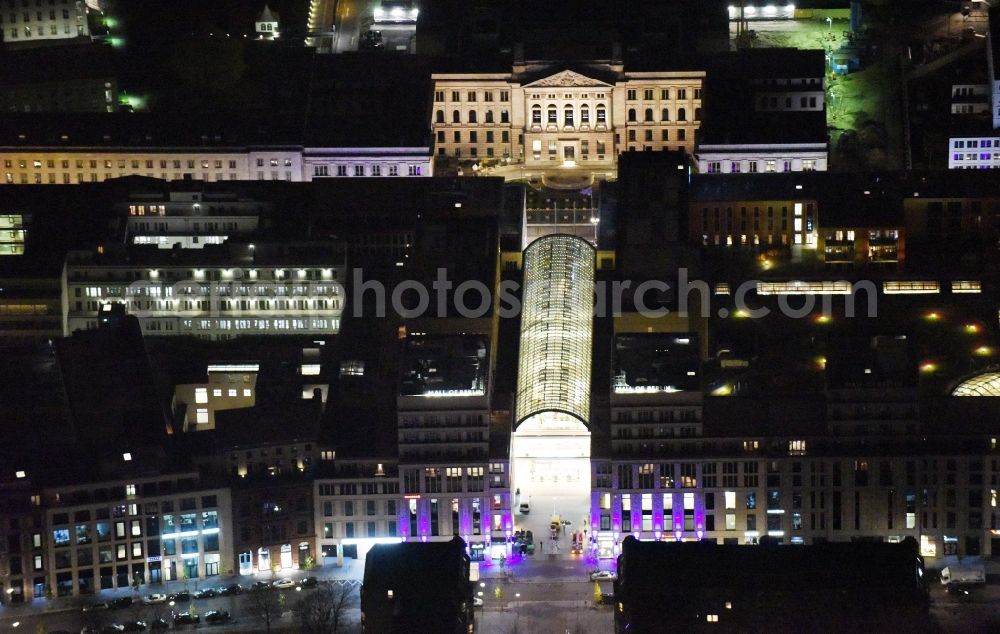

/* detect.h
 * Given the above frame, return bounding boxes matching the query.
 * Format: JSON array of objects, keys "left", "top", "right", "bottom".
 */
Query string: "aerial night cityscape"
[{"left": 4, "top": 1, "right": 1000, "bottom": 633}]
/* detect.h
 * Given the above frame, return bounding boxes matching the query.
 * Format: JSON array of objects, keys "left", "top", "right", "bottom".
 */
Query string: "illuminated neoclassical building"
[{"left": 431, "top": 60, "right": 704, "bottom": 172}]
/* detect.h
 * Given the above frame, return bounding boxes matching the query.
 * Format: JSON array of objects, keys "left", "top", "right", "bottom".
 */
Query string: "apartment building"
[
  {"left": 0, "top": 477, "right": 45, "bottom": 604},
  {"left": 316, "top": 335, "right": 510, "bottom": 565},
  {"left": 0, "top": 114, "right": 433, "bottom": 185},
  {"left": 947, "top": 135, "right": 1000, "bottom": 169},
  {"left": 1, "top": 0, "right": 90, "bottom": 43},
  {"left": 61, "top": 242, "right": 346, "bottom": 339},
  {"left": 41, "top": 470, "right": 231, "bottom": 597},
  {"left": 120, "top": 188, "right": 265, "bottom": 250}
]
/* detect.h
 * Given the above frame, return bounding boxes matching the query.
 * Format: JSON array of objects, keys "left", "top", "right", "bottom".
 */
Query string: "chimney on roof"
[{"left": 513, "top": 43, "right": 525, "bottom": 73}]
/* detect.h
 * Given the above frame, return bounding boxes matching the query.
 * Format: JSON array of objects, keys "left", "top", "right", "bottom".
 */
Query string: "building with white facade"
[
  {"left": 431, "top": 60, "right": 704, "bottom": 174},
  {"left": 0, "top": 114, "right": 433, "bottom": 185},
  {"left": 303, "top": 146, "right": 432, "bottom": 179},
  {"left": 1, "top": 0, "right": 91, "bottom": 44},
  {"left": 61, "top": 242, "right": 346, "bottom": 339},
  {"left": 316, "top": 334, "right": 510, "bottom": 565},
  {"left": 255, "top": 5, "right": 279, "bottom": 39},
  {"left": 942, "top": 9, "right": 1000, "bottom": 168},
  {"left": 988, "top": 7, "right": 1000, "bottom": 130},
  {"left": 173, "top": 363, "right": 259, "bottom": 432},
  {"left": 120, "top": 187, "right": 265, "bottom": 250},
  {"left": 948, "top": 135, "right": 1000, "bottom": 168},
  {"left": 695, "top": 49, "right": 828, "bottom": 175}
]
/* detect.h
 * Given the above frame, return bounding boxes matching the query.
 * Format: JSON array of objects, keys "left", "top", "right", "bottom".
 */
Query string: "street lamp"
[{"left": 826, "top": 17, "right": 832, "bottom": 30}]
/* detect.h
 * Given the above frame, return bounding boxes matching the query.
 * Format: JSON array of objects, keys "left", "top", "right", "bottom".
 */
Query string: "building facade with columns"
[{"left": 430, "top": 62, "right": 705, "bottom": 173}]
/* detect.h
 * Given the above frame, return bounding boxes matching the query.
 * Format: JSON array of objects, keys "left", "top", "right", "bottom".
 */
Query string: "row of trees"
[
  {"left": 243, "top": 581, "right": 358, "bottom": 634},
  {"left": 64, "top": 579, "right": 357, "bottom": 634}
]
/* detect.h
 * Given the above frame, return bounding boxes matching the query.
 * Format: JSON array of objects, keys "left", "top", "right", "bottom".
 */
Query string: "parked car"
[
  {"left": 111, "top": 597, "right": 133, "bottom": 609},
  {"left": 359, "top": 30, "right": 384, "bottom": 49},
  {"left": 142, "top": 594, "right": 167, "bottom": 605},
  {"left": 148, "top": 619, "right": 170, "bottom": 631},
  {"left": 193, "top": 588, "right": 217, "bottom": 599},
  {"left": 219, "top": 584, "right": 243, "bottom": 596},
  {"left": 250, "top": 581, "right": 270, "bottom": 592},
  {"left": 518, "top": 502, "right": 530, "bottom": 514},
  {"left": 590, "top": 570, "right": 617, "bottom": 582},
  {"left": 598, "top": 593, "right": 615, "bottom": 606},
  {"left": 299, "top": 576, "right": 319, "bottom": 589},
  {"left": 204, "top": 610, "right": 232, "bottom": 625},
  {"left": 167, "top": 591, "right": 191, "bottom": 602},
  {"left": 473, "top": 597, "right": 483, "bottom": 607},
  {"left": 82, "top": 601, "right": 110, "bottom": 612},
  {"left": 947, "top": 583, "right": 974, "bottom": 600},
  {"left": 272, "top": 578, "right": 296, "bottom": 589},
  {"left": 173, "top": 612, "right": 200, "bottom": 625},
  {"left": 122, "top": 622, "right": 147, "bottom": 632}
]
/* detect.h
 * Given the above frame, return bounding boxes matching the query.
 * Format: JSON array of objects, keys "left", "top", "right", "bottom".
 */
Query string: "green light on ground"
[
  {"left": 104, "top": 16, "right": 118, "bottom": 28},
  {"left": 118, "top": 94, "right": 147, "bottom": 110},
  {"left": 108, "top": 37, "right": 124, "bottom": 48}
]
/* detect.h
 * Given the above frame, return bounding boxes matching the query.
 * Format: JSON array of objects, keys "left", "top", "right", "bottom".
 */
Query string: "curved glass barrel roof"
[
  {"left": 514, "top": 234, "right": 595, "bottom": 429},
  {"left": 953, "top": 372, "right": 1000, "bottom": 396}
]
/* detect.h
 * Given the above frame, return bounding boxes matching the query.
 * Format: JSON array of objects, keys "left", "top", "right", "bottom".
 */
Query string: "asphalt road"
[{"left": 308, "top": 0, "right": 415, "bottom": 52}]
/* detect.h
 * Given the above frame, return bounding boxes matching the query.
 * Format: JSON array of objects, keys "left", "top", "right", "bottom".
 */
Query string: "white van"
[{"left": 940, "top": 564, "right": 986, "bottom": 585}]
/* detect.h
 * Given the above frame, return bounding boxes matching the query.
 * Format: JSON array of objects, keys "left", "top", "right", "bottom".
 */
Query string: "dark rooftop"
[
  {"left": 399, "top": 334, "right": 488, "bottom": 397},
  {"left": 362, "top": 536, "right": 472, "bottom": 633},
  {"left": 698, "top": 49, "right": 827, "bottom": 147},
  {"left": 0, "top": 44, "right": 117, "bottom": 85},
  {"left": 613, "top": 333, "right": 700, "bottom": 393},
  {"left": 701, "top": 396, "right": 825, "bottom": 437},
  {"left": 825, "top": 335, "right": 917, "bottom": 390},
  {"left": 0, "top": 112, "right": 303, "bottom": 149}
]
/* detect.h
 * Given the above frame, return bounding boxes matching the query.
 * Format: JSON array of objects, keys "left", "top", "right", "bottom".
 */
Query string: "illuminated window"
[
  {"left": 757, "top": 281, "right": 852, "bottom": 295},
  {"left": 339, "top": 360, "right": 365, "bottom": 377},
  {"left": 126, "top": 484, "right": 136, "bottom": 497},
  {"left": 788, "top": 440, "right": 806, "bottom": 456},
  {"left": 952, "top": 280, "right": 981, "bottom": 294},
  {"left": 882, "top": 281, "right": 940, "bottom": 295},
  {"left": 724, "top": 491, "right": 736, "bottom": 509},
  {"left": 195, "top": 388, "right": 208, "bottom": 404},
  {"left": 196, "top": 409, "right": 209, "bottom": 424}
]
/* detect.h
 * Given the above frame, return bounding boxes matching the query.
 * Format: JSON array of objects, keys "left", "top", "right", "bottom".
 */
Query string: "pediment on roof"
[{"left": 523, "top": 69, "right": 611, "bottom": 88}]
